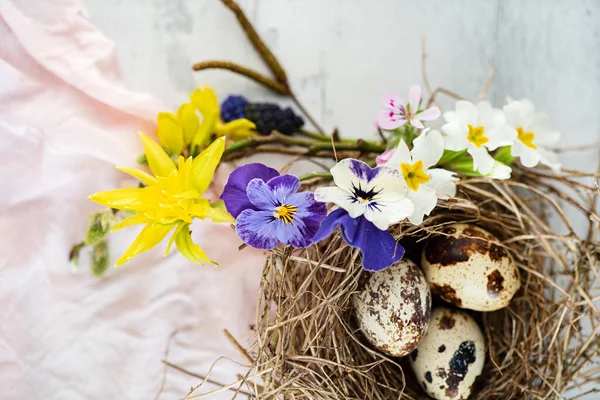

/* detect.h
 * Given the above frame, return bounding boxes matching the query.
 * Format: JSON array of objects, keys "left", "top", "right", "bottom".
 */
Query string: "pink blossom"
[
  {"left": 375, "top": 148, "right": 396, "bottom": 165},
  {"left": 376, "top": 84, "right": 441, "bottom": 130}
]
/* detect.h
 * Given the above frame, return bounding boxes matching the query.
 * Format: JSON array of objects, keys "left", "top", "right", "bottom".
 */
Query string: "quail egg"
[
  {"left": 422, "top": 223, "right": 520, "bottom": 311},
  {"left": 409, "top": 307, "right": 485, "bottom": 400},
  {"left": 353, "top": 258, "right": 431, "bottom": 357}
]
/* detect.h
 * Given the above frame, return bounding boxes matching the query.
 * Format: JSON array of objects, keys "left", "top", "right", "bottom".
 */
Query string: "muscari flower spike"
[
  {"left": 376, "top": 84, "right": 441, "bottom": 130},
  {"left": 89, "top": 134, "right": 233, "bottom": 266},
  {"left": 220, "top": 163, "right": 327, "bottom": 250},
  {"left": 441, "top": 100, "right": 516, "bottom": 178},
  {"left": 313, "top": 159, "right": 415, "bottom": 271},
  {"left": 384, "top": 129, "right": 458, "bottom": 225},
  {"left": 220, "top": 95, "right": 304, "bottom": 135}
]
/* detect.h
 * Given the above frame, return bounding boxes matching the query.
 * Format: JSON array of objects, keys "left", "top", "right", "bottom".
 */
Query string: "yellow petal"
[
  {"left": 214, "top": 119, "right": 257, "bottom": 140},
  {"left": 189, "top": 201, "right": 235, "bottom": 223},
  {"left": 116, "top": 166, "right": 157, "bottom": 186},
  {"left": 191, "top": 111, "right": 218, "bottom": 150},
  {"left": 89, "top": 188, "right": 145, "bottom": 211},
  {"left": 177, "top": 103, "right": 201, "bottom": 145},
  {"left": 174, "top": 224, "right": 215, "bottom": 265},
  {"left": 164, "top": 222, "right": 186, "bottom": 256},
  {"left": 156, "top": 112, "right": 184, "bottom": 155},
  {"left": 189, "top": 86, "right": 219, "bottom": 118},
  {"left": 115, "top": 222, "right": 174, "bottom": 266},
  {"left": 139, "top": 132, "right": 176, "bottom": 178},
  {"left": 190, "top": 136, "right": 226, "bottom": 195},
  {"left": 112, "top": 213, "right": 150, "bottom": 231}
]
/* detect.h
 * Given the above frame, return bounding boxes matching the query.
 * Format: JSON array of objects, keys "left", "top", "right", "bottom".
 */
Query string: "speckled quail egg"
[
  {"left": 352, "top": 258, "right": 431, "bottom": 357},
  {"left": 409, "top": 307, "right": 485, "bottom": 400},
  {"left": 421, "top": 223, "right": 520, "bottom": 312}
]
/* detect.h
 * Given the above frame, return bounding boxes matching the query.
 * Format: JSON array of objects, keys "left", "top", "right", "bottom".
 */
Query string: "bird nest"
[{"left": 236, "top": 166, "right": 600, "bottom": 399}]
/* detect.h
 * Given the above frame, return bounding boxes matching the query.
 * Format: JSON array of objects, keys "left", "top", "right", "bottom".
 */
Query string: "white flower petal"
[
  {"left": 454, "top": 100, "right": 478, "bottom": 123},
  {"left": 406, "top": 185, "right": 438, "bottom": 225},
  {"left": 537, "top": 130, "right": 561, "bottom": 146},
  {"left": 441, "top": 122, "right": 469, "bottom": 151},
  {"left": 427, "top": 168, "right": 458, "bottom": 198},
  {"left": 329, "top": 159, "right": 360, "bottom": 191},
  {"left": 369, "top": 165, "right": 408, "bottom": 198},
  {"left": 538, "top": 148, "right": 561, "bottom": 172},
  {"left": 386, "top": 139, "right": 412, "bottom": 168},
  {"left": 468, "top": 146, "right": 495, "bottom": 175},
  {"left": 517, "top": 146, "right": 541, "bottom": 168},
  {"left": 486, "top": 161, "right": 512, "bottom": 180},
  {"left": 416, "top": 107, "right": 441, "bottom": 121},
  {"left": 411, "top": 129, "right": 444, "bottom": 169},
  {"left": 364, "top": 196, "right": 414, "bottom": 230},
  {"left": 476, "top": 101, "right": 493, "bottom": 123},
  {"left": 503, "top": 99, "right": 535, "bottom": 127},
  {"left": 486, "top": 124, "right": 517, "bottom": 150},
  {"left": 443, "top": 110, "right": 458, "bottom": 123},
  {"left": 314, "top": 186, "right": 365, "bottom": 218}
]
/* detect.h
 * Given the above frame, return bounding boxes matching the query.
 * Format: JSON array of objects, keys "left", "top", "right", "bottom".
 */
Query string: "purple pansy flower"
[
  {"left": 312, "top": 209, "right": 404, "bottom": 272},
  {"left": 220, "top": 163, "right": 327, "bottom": 250},
  {"left": 376, "top": 84, "right": 441, "bottom": 130}
]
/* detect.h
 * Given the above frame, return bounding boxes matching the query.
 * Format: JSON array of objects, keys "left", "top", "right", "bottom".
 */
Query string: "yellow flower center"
[
  {"left": 400, "top": 160, "right": 430, "bottom": 191},
  {"left": 274, "top": 204, "right": 297, "bottom": 224},
  {"left": 467, "top": 124, "right": 489, "bottom": 148},
  {"left": 517, "top": 127, "right": 537, "bottom": 149}
]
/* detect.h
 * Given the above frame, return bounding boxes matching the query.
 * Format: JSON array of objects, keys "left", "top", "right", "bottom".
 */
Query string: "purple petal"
[
  {"left": 312, "top": 209, "right": 404, "bottom": 271},
  {"left": 236, "top": 209, "right": 279, "bottom": 250},
  {"left": 267, "top": 174, "right": 301, "bottom": 204},
  {"left": 246, "top": 179, "right": 278, "bottom": 210},
  {"left": 376, "top": 110, "right": 405, "bottom": 130},
  {"left": 348, "top": 159, "right": 381, "bottom": 182},
  {"left": 220, "top": 163, "right": 279, "bottom": 218},
  {"left": 349, "top": 217, "right": 404, "bottom": 271},
  {"left": 280, "top": 191, "right": 327, "bottom": 247}
]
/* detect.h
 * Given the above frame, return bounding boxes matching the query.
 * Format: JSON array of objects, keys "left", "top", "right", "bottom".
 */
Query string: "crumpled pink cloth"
[{"left": 0, "top": 1, "right": 266, "bottom": 399}]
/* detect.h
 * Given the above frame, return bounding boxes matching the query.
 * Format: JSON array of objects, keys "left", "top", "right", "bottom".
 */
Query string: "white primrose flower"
[
  {"left": 385, "top": 129, "right": 458, "bottom": 225},
  {"left": 503, "top": 98, "right": 561, "bottom": 172},
  {"left": 442, "top": 100, "right": 517, "bottom": 179},
  {"left": 314, "top": 159, "right": 414, "bottom": 230}
]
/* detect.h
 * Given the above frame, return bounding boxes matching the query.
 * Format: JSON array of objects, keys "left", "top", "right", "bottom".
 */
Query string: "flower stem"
[
  {"left": 222, "top": 131, "right": 386, "bottom": 162},
  {"left": 299, "top": 172, "right": 333, "bottom": 182},
  {"left": 192, "top": 61, "right": 289, "bottom": 95}
]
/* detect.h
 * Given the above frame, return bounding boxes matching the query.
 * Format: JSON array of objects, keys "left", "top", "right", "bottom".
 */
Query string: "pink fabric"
[{"left": 0, "top": 1, "right": 265, "bottom": 398}]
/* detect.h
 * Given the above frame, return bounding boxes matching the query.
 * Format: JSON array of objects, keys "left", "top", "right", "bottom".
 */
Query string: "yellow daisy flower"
[{"left": 89, "top": 134, "right": 233, "bottom": 267}]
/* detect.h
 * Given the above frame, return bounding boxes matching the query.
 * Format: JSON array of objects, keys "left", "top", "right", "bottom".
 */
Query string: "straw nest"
[{"left": 237, "top": 166, "right": 600, "bottom": 399}]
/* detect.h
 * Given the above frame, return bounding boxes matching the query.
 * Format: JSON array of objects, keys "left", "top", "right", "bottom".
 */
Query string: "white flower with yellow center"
[
  {"left": 442, "top": 100, "right": 517, "bottom": 178},
  {"left": 385, "top": 130, "right": 458, "bottom": 225},
  {"left": 503, "top": 98, "right": 561, "bottom": 172}
]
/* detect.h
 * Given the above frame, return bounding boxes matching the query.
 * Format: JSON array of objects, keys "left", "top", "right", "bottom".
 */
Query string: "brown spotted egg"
[
  {"left": 409, "top": 307, "right": 485, "bottom": 400},
  {"left": 422, "top": 223, "right": 520, "bottom": 312},
  {"left": 352, "top": 258, "right": 431, "bottom": 357}
]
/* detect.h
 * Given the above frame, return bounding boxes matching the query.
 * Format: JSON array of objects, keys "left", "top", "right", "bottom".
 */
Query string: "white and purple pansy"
[
  {"left": 314, "top": 159, "right": 414, "bottom": 230},
  {"left": 220, "top": 163, "right": 327, "bottom": 250},
  {"left": 312, "top": 159, "right": 415, "bottom": 271}
]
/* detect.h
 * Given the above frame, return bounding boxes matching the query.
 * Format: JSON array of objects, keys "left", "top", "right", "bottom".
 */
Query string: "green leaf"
[
  {"left": 447, "top": 157, "right": 482, "bottom": 176},
  {"left": 84, "top": 211, "right": 115, "bottom": 246},
  {"left": 90, "top": 240, "right": 110, "bottom": 278},
  {"left": 493, "top": 146, "right": 516, "bottom": 165},
  {"left": 438, "top": 149, "right": 468, "bottom": 166}
]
